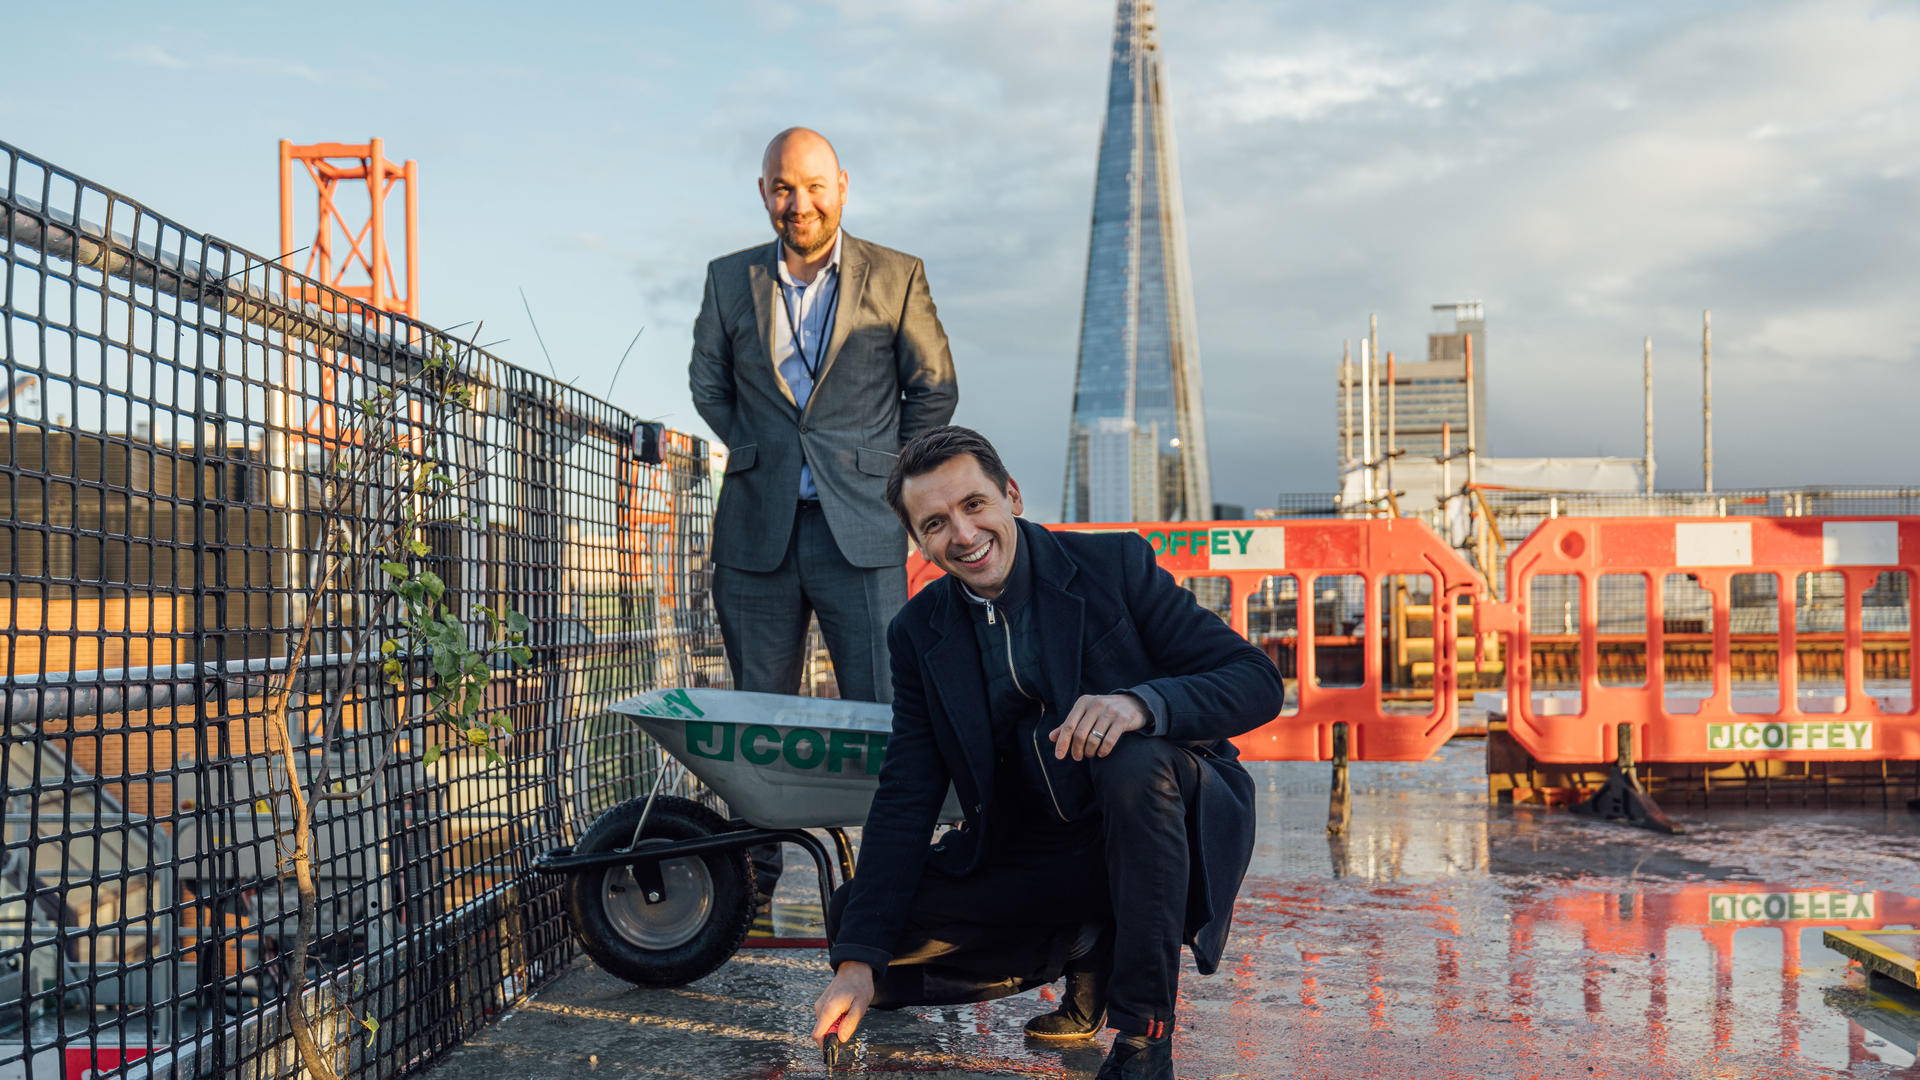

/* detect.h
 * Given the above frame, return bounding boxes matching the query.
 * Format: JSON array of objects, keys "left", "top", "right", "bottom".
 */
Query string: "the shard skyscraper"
[{"left": 1062, "top": 0, "right": 1212, "bottom": 523}]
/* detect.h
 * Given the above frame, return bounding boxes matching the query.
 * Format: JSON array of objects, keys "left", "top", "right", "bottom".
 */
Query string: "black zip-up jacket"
[
  {"left": 830, "top": 517, "right": 1286, "bottom": 975},
  {"left": 959, "top": 529, "right": 1090, "bottom": 828}
]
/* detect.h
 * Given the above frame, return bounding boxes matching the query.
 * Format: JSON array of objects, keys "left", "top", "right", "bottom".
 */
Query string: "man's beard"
[{"left": 778, "top": 213, "right": 838, "bottom": 258}]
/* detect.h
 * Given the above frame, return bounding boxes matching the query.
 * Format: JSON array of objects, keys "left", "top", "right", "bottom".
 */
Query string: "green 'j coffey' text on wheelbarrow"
[{"left": 532, "top": 687, "right": 961, "bottom": 987}]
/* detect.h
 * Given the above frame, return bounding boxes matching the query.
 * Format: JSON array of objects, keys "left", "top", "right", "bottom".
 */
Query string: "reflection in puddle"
[{"left": 1212, "top": 742, "right": 1920, "bottom": 1078}]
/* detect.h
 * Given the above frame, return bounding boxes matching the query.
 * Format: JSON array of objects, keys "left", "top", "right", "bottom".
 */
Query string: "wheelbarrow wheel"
[{"left": 564, "top": 794, "right": 754, "bottom": 988}]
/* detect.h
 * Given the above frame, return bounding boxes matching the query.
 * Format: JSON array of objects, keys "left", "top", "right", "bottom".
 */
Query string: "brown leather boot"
[{"left": 1023, "top": 924, "right": 1111, "bottom": 1040}]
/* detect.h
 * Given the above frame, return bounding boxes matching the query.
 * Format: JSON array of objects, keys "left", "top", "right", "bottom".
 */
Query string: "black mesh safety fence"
[{"left": 0, "top": 140, "right": 727, "bottom": 1076}]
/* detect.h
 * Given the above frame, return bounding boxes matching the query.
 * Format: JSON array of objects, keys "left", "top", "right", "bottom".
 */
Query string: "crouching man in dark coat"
[{"left": 811, "top": 426, "right": 1284, "bottom": 1079}]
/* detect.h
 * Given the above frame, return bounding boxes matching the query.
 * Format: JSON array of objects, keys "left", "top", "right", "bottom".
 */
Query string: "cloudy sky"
[{"left": 3, "top": 0, "right": 1916, "bottom": 514}]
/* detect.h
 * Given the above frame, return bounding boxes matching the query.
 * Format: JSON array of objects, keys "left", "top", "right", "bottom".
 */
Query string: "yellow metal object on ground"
[
  {"left": 746, "top": 898, "right": 826, "bottom": 943},
  {"left": 1825, "top": 929, "right": 1920, "bottom": 990}
]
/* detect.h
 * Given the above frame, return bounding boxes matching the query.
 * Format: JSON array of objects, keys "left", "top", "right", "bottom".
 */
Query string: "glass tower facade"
[{"left": 1062, "top": 0, "right": 1212, "bottom": 523}]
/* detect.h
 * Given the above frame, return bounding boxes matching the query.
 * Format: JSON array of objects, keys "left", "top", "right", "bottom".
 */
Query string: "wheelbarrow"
[{"left": 533, "top": 687, "right": 961, "bottom": 987}]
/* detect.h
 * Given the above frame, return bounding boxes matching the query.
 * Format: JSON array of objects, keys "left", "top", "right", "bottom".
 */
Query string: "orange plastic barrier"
[
  {"left": 1495, "top": 516, "right": 1920, "bottom": 765},
  {"left": 906, "top": 518, "right": 1487, "bottom": 762}
]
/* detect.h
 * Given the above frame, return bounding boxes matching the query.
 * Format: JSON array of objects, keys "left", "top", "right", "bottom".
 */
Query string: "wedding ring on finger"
[{"left": 1089, "top": 729, "right": 1106, "bottom": 742}]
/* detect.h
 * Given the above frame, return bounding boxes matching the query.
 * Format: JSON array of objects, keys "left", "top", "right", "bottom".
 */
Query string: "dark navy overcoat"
[{"left": 831, "top": 517, "right": 1286, "bottom": 975}]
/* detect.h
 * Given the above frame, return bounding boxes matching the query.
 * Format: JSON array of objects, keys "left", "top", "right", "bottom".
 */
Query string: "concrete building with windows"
[
  {"left": 1338, "top": 301, "right": 1488, "bottom": 468},
  {"left": 1062, "top": 0, "right": 1212, "bottom": 523}
]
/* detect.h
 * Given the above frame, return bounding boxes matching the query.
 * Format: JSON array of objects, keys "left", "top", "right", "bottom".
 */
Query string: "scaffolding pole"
[
  {"left": 1644, "top": 335, "right": 1655, "bottom": 494},
  {"left": 1702, "top": 309, "right": 1713, "bottom": 493}
]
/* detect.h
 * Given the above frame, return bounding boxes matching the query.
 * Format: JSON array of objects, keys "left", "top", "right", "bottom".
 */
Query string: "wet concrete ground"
[{"left": 423, "top": 742, "right": 1920, "bottom": 1079}]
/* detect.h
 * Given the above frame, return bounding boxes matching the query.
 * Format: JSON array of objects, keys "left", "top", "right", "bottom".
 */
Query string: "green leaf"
[
  {"left": 509, "top": 646, "right": 532, "bottom": 667},
  {"left": 408, "top": 539, "right": 429, "bottom": 556},
  {"left": 417, "top": 571, "right": 446, "bottom": 601},
  {"left": 432, "top": 647, "right": 458, "bottom": 680},
  {"left": 380, "top": 639, "right": 398, "bottom": 656},
  {"left": 483, "top": 746, "right": 503, "bottom": 766},
  {"left": 380, "top": 561, "right": 409, "bottom": 579},
  {"left": 423, "top": 744, "right": 442, "bottom": 767},
  {"left": 506, "top": 610, "right": 532, "bottom": 634}
]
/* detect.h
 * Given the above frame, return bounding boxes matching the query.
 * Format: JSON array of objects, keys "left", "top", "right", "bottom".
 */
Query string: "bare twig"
[
  {"left": 518, "top": 287, "right": 560, "bottom": 380},
  {"left": 606, "top": 325, "right": 644, "bottom": 398}
]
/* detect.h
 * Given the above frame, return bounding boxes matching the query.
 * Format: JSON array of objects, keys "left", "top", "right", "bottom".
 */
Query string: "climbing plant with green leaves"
[{"left": 266, "top": 330, "right": 532, "bottom": 1079}]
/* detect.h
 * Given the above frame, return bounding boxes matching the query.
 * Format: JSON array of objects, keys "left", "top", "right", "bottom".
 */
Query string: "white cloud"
[
  {"left": 118, "top": 43, "right": 354, "bottom": 87},
  {"left": 120, "top": 44, "right": 191, "bottom": 70},
  {"left": 1209, "top": 47, "right": 1422, "bottom": 124}
]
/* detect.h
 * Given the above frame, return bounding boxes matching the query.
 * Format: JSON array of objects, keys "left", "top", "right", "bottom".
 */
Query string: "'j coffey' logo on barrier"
[
  {"left": 1140, "top": 526, "right": 1285, "bottom": 569},
  {"left": 1706, "top": 721, "right": 1872, "bottom": 752},
  {"left": 1708, "top": 891, "right": 1876, "bottom": 922},
  {"left": 684, "top": 721, "right": 887, "bottom": 775}
]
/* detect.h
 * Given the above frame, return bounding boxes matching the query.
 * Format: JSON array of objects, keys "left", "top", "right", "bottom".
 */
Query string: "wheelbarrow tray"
[{"left": 611, "top": 688, "right": 961, "bottom": 829}]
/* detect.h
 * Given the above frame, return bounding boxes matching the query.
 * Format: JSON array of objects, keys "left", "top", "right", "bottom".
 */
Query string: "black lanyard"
[{"left": 778, "top": 267, "right": 842, "bottom": 381}]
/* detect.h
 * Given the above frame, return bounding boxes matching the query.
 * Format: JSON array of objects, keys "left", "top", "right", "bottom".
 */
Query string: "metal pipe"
[
  {"left": 1340, "top": 341, "right": 1351, "bottom": 468},
  {"left": 2, "top": 193, "right": 420, "bottom": 367},
  {"left": 1702, "top": 309, "right": 1713, "bottom": 493},
  {"left": 1464, "top": 333, "right": 1477, "bottom": 488},
  {"left": 1441, "top": 421, "right": 1452, "bottom": 510},
  {"left": 1, "top": 189, "right": 636, "bottom": 451},
  {"left": 1359, "top": 338, "right": 1375, "bottom": 504},
  {"left": 0, "top": 624, "right": 654, "bottom": 721},
  {"left": 1386, "top": 350, "right": 1396, "bottom": 502},
  {"left": 1368, "top": 313, "right": 1379, "bottom": 472},
  {"left": 369, "top": 137, "right": 388, "bottom": 310},
  {"left": 404, "top": 158, "right": 421, "bottom": 320},
  {"left": 278, "top": 139, "right": 294, "bottom": 275},
  {"left": 2, "top": 653, "right": 362, "bottom": 722},
  {"left": 1644, "top": 335, "right": 1655, "bottom": 494}
]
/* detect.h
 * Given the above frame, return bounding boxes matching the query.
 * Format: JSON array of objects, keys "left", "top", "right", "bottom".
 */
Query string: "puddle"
[{"left": 422, "top": 739, "right": 1920, "bottom": 1079}]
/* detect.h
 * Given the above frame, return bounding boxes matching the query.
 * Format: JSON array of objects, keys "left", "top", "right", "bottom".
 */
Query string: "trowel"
[{"left": 822, "top": 1032, "right": 852, "bottom": 1072}]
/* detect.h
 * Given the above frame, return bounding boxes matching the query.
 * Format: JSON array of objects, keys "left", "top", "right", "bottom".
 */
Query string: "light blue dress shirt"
[{"left": 772, "top": 232, "right": 843, "bottom": 501}]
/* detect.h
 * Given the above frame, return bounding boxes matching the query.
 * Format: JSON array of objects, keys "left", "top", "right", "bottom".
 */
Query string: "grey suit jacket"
[{"left": 689, "top": 233, "right": 958, "bottom": 571}]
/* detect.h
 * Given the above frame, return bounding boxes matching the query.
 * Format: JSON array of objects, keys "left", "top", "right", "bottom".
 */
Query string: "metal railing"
[{"left": 1, "top": 139, "right": 724, "bottom": 1077}]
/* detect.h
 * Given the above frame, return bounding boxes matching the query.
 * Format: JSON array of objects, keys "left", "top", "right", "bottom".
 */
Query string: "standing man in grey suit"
[{"left": 690, "top": 127, "right": 958, "bottom": 902}]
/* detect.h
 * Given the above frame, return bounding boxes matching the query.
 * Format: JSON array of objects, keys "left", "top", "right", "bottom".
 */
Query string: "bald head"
[
  {"left": 759, "top": 127, "right": 849, "bottom": 266},
  {"left": 761, "top": 127, "right": 840, "bottom": 178}
]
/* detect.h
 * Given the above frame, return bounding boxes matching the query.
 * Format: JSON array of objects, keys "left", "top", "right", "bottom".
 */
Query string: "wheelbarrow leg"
[
  {"left": 756, "top": 827, "right": 842, "bottom": 919},
  {"left": 825, "top": 827, "right": 857, "bottom": 884}
]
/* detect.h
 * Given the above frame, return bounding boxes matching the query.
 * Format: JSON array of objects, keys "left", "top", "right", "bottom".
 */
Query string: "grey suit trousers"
[{"left": 711, "top": 502, "right": 905, "bottom": 704}]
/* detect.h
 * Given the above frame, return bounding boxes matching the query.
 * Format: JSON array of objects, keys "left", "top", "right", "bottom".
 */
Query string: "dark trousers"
[
  {"left": 712, "top": 501, "right": 906, "bottom": 895},
  {"left": 827, "top": 736, "right": 1203, "bottom": 1035}
]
